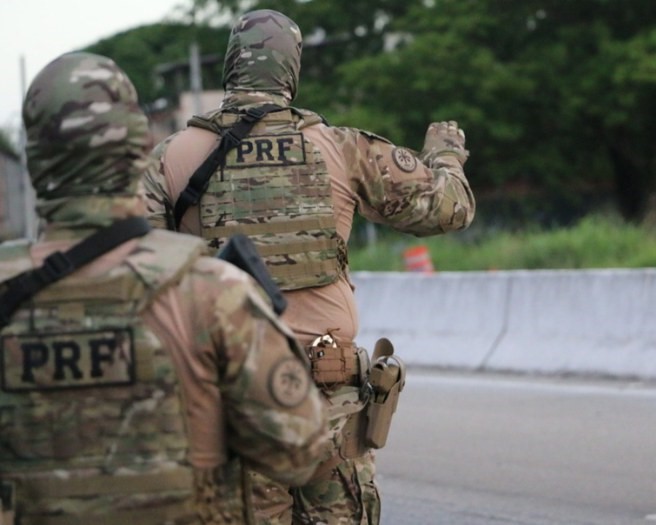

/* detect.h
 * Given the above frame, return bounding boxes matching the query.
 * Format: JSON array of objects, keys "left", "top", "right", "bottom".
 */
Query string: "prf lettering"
[
  {"left": 1, "top": 330, "right": 134, "bottom": 391},
  {"left": 21, "top": 337, "right": 117, "bottom": 383},
  {"left": 231, "top": 133, "right": 304, "bottom": 166}
]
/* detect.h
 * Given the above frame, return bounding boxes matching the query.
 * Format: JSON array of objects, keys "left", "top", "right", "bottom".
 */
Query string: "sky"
[{"left": 0, "top": 0, "right": 186, "bottom": 140}]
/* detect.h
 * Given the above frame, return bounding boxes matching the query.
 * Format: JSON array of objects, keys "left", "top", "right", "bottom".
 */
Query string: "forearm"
[
  {"left": 417, "top": 153, "right": 476, "bottom": 234},
  {"left": 356, "top": 155, "right": 475, "bottom": 236},
  {"left": 384, "top": 120, "right": 475, "bottom": 235}
]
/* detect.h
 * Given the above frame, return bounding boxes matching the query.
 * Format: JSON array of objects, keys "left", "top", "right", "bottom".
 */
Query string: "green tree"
[
  {"left": 221, "top": 0, "right": 428, "bottom": 114},
  {"left": 83, "top": 0, "right": 656, "bottom": 223},
  {"left": 334, "top": 0, "right": 656, "bottom": 222},
  {"left": 84, "top": 23, "right": 230, "bottom": 105}
]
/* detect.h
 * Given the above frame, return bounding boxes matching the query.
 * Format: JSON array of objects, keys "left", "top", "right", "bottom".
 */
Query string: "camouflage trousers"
[
  {"left": 250, "top": 385, "right": 381, "bottom": 524},
  {"left": 292, "top": 450, "right": 380, "bottom": 525},
  {"left": 250, "top": 451, "right": 380, "bottom": 525}
]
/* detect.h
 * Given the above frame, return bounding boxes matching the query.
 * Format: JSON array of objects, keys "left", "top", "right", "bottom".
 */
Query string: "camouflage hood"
[
  {"left": 22, "top": 52, "right": 152, "bottom": 228},
  {"left": 221, "top": 10, "right": 302, "bottom": 109}
]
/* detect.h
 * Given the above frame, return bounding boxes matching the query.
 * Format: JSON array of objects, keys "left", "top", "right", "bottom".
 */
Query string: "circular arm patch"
[
  {"left": 391, "top": 147, "right": 418, "bottom": 173},
  {"left": 268, "top": 357, "right": 311, "bottom": 407}
]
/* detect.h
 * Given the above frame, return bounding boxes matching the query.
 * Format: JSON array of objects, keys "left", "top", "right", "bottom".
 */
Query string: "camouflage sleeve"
[
  {"left": 142, "top": 139, "right": 176, "bottom": 231},
  {"left": 192, "top": 258, "right": 329, "bottom": 485},
  {"left": 336, "top": 126, "right": 476, "bottom": 236}
]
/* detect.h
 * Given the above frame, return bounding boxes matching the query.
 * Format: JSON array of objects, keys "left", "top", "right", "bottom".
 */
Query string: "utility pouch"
[
  {"left": 0, "top": 480, "right": 15, "bottom": 525},
  {"left": 364, "top": 338, "right": 406, "bottom": 449},
  {"left": 307, "top": 333, "right": 359, "bottom": 386}
]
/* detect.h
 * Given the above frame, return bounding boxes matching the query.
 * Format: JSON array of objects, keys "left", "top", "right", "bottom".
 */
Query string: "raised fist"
[{"left": 423, "top": 120, "right": 469, "bottom": 165}]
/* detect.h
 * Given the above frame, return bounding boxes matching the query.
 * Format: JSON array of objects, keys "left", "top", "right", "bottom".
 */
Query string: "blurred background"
[{"left": 3, "top": 0, "right": 656, "bottom": 271}]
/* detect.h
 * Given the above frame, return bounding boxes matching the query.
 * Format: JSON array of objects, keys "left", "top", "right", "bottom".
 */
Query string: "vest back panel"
[
  {"left": 192, "top": 109, "right": 344, "bottom": 291},
  {"left": 0, "top": 232, "right": 204, "bottom": 523}
]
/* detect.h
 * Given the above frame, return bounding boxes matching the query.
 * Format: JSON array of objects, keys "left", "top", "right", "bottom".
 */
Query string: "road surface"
[{"left": 375, "top": 370, "right": 656, "bottom": 524}]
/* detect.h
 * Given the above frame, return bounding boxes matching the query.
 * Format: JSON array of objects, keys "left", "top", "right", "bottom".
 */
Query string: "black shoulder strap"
[
  {"left": 216, "top": 233, "right": 287, "bottom": 315},
  {"left": 173, "top": 103, "right": 282, "bottom": 229},
  {"left": 0, "top": 216, "right": 152, "bottom": 329}
]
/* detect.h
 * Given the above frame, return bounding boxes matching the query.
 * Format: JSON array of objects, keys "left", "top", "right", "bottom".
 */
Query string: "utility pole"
[
  {"left": 365, "top": 222, "right": 377, "bottom": 246},
  {"left": 188, "top": 3, "right": 203, "bottom": 116},
  {"left": 189, "top": 42, "right": 203, "bottom": 115},
  {"left": 19, "top": 55, "right": 36, "bottom": 239}
]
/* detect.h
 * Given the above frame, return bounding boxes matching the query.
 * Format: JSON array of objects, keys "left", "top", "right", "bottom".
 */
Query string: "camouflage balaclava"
[
  {"left": 221, "top": 9, "right": 302, "bottom": 110},
  {"left": 22, "top": 52, "right": 152, "bottom": 229}
]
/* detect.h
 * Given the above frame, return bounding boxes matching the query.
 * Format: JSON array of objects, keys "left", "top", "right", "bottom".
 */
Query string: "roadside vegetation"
[{"left": 349, "top": 213, "right": 656, "bottom": 272}]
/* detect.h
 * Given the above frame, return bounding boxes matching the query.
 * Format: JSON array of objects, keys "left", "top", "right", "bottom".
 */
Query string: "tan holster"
[
  {"left": 364, "top": 338, "right": 406, "bottom": 449},
  {"left": 307, "top": 335, "right": 406, "bottom": 481}
]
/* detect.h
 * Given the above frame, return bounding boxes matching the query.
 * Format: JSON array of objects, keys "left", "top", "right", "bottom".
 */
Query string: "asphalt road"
[{"left": 374, "top": 370, "right": 656, "bottom": 525}]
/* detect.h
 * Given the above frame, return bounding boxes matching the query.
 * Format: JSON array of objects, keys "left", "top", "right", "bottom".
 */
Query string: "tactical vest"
[
  {"left": 0, "top": 231, "right": 208, "bottom": 525},
  {"left": 187, "top": 107, "right": 345, "bottom": 291}
]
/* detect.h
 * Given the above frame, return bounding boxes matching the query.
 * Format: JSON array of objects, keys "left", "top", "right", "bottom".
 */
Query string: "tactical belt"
[
  {"left": 173, "top": 103, "right": 282, "bottom": 228},
  {"left": 0, "top": 217, "right": 152, "bottom": 330}
]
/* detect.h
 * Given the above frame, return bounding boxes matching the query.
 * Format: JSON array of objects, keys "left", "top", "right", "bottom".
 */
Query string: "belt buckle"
[
  {"left": 308, "top": 333, "right": 337, "bottom": 360},
  {"left": 310, "top": 333, "right": 337, "bottom": 349}
]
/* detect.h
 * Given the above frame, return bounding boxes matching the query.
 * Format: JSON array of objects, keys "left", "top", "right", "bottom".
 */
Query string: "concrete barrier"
[{"left": 352, "top": 269, "right": 656, "bottom": 381}]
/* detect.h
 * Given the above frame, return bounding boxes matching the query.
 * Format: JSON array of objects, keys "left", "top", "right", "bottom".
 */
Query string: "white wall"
[{"left": 352, "top": 269, "right": 656, "bottom": 381}]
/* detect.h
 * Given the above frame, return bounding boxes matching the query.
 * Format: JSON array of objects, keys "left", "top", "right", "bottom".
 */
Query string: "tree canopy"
[
  {"left": 85, "top": 0, "right": 656, "bottom": 224},
  {"left": 84, "top": 22, "right": 230, "bottom": 104}
]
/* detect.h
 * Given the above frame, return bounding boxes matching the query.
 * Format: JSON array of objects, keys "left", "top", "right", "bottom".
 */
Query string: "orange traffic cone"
[{"left": 403, "top": 245, "right": 434, "bottom": 273}]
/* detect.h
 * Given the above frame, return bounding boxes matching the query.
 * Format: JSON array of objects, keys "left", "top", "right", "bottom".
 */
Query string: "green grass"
[{"left": 348, "top": 214, "right": 656, "bottom": 272}]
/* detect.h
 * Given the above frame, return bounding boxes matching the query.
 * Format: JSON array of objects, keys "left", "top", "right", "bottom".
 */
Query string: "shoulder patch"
[
  {"left": 268, "top": 357, "right": 310, "bottom": 408},
  {"left": 391, "top": 147, "right": 418, "bottom": 173}
]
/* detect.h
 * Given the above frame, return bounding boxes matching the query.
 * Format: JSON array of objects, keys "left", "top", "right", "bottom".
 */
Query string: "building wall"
[
  {"left": 0, "top": 152, "right": 35, "bottom": 241},
  {"left": 149, "top": 90, "right": 224, "bottom": 144}
]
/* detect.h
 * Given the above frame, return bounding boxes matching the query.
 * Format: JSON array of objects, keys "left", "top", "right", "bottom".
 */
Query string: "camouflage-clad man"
[
  {"left": 143, "top": 9, "right": 475, "bottom": 524},
  {"left": 0, "top": 52, "right": 330, "bottom": 525}
]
